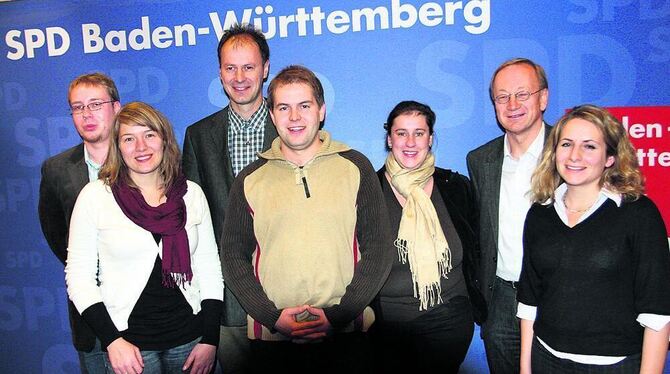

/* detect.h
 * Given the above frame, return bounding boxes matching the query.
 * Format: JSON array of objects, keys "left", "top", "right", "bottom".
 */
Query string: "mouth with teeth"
[
  {"left": 288, "top": 126, "right": 305, "bottom": 133},
  {"left": 135, "top": 154, "right": 153, "bottom": 163}
]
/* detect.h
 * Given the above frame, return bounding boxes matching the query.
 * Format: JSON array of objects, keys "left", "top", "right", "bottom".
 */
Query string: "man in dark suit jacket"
[
  {"left": 466, "top": 58, "right": 550, "bottom": 374},
  {"left": 38, "top": 73, "right": 121, "bottom": 373},
  {"left": 182, "top": 23, "right": 277, "bottom": 374}
]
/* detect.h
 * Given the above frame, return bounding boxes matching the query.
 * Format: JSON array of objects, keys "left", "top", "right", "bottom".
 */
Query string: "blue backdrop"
[{"left": 1, "top": 1, "right": 669, "bottom": 372}]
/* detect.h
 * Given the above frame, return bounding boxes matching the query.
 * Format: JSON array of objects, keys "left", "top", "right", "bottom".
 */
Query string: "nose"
[
  {"left": 289, "top": 107, "right": 300, "bottom": 122},
  {"left": 569, "top": 145, "right": 581, "bottom": 161},
  {"left": 81, "top": 107, "right": 93, "bottom": 118},
  {"left": 506, "top": 96, "right": 521, "bottom": 110},
  {"left": 235, "top": 68, "right": 244, "bottom": 82},
  {"left": 406, "top": 134, "right": 416, "bottom": 147},
  {"left": 135, "top": 137, "right": 147, "bottom": 151}
]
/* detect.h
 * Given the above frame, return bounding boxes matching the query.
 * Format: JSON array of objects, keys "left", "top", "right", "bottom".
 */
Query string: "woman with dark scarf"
[
  {"left": 65, "top": 102, "right": 223, "bottom": 374},
  {"left": 371, "top": 101, "right": 486, "bottom": 373}
]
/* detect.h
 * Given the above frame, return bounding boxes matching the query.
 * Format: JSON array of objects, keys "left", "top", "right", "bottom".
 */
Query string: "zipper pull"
[{"left": 299, "top": 166, "right": 311, "bottom": 198}]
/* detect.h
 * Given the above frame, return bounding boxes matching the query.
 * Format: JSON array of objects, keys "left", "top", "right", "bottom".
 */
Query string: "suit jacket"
[
  {"left": 182, "top": 105, "right": 277, "bottom": 326},
  {"left": 465, "top": 124, "right": 551, "bottom": 304},
  {"left": 38, "top": 143, "right": 97, "bottom": 352},
  {"left": 376, "top": 167, "right": 487, "bottom": 324}
]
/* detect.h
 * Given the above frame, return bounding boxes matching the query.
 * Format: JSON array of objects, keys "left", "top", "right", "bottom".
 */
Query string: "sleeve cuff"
[
  {"left": 637, "top": 313, "right": 670, "bottom": 332},
  {"left": 81, "top": 302, "right": 121, "bottom": 349},
  {"left": 516, "top": 302, "right": 537, "bottom": 321},
  {"left": 199, "top": 299, "right": 223, "bottom": 346}
]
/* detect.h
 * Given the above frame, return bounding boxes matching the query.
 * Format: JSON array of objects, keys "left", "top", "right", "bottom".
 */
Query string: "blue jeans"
[
  {"left": 78, "top": 338, "right": 107, "bottom": 374},
  {"left": 104, "top": 338, "right": 200, "bottom": 374},
  {"left": 481, "top": 276, "right": 521, "bottom": 374},
  {"left": 531, "top": 337, "right": 641, "bottom": 373}
]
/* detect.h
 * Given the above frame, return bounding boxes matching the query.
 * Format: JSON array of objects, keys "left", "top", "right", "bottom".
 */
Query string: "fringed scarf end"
[
  {"left": 162, "top": 271, "right": 193, "bottom": 289},
  {"left": 417, "top": 281, "right": 443, "bottom": 311},
  {"left": 394, "top": 238, "right": 410, "bottom": 264}
]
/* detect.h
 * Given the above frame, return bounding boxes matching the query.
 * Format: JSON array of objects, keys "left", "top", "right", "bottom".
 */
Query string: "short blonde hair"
[
  {"left": 68, "top": 72, "right": 119, "bottom": 104},
  {"left": 99, "top": 102, "right": 181, "bottom": 191},
  {"left": 531, "top": 104, "right": 644, "bottom": 203}
]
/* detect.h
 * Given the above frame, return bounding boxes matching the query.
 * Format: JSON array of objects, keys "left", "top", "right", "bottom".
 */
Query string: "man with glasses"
[
  {"left": 39, "top": 72, "right": 121, "bottom": 373},
  {"left": 466, "top": 58, "right": 550, "bottom": 374},
  {"left": 182, "top": 23, "right": 277, "bottom": 373}
]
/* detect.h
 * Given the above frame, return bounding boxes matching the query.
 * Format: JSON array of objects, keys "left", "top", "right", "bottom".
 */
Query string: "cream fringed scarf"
[{"left": 385, "top": 152, "right": 452, "bottom": 310}]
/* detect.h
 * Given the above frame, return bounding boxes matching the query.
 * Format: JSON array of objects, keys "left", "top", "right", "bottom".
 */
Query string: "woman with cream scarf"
[{"left": 370, "top": 101, "right": 486, "bottom": 373}]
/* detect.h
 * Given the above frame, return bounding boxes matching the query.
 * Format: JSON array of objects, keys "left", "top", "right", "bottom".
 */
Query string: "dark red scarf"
[{"left": 111, "top": 173, "right": 192, "bottom": 288}]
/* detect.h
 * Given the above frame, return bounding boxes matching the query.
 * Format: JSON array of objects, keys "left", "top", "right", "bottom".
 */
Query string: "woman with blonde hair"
[
  {"left": 518, "top": 104, "right": 670, "bottom": 373},
  {"left": 65, "top": 102, "right": 223, "bottom": 374}
]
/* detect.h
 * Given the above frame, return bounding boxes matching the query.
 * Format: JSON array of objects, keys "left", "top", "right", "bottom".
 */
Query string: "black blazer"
[
  {"left": 182, "top": 105, "right": 277, "bottom": 326},
  {"left": 376, "top": 167, "right": 487, "bottom": 324},
  {"left": 38, "top": 143, "right": 97, "bottom": 351}
]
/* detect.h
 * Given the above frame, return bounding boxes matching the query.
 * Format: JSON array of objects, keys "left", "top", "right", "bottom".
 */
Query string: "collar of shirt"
[
  {"left": 83, "top": 145, "right": 101, "bottom": 182},
  {"left": 228, "top": 101, "right": 268, "bottom": 135},
  {"left": 552, "top": 183, "right": 622, "bottom": 225},
  {"left": 503, "top": 123, "right": 546, "bottom": 161},
  {"left": 83, "top": 144, "right": 101, "bottom": 169}
]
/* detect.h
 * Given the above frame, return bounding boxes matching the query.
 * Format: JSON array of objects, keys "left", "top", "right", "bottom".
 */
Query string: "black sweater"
[{"left": 518, "top": 196, "right": 670, "bottom": 356}]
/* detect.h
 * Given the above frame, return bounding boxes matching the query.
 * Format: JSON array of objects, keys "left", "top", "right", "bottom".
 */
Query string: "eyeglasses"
[
  {"left": 493, "top": 88, "right": 544, "bottom": 105},
  {"left": 69, "top": 100, "right": 115, "bottom": 115}
]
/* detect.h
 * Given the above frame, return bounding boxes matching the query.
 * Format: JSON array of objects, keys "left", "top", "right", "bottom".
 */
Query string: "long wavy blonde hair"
[{"left": 531, "top": 104, "right": 644, "bottom": 203}]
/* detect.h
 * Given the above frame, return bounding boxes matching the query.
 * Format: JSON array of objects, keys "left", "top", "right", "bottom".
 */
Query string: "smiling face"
[
  {"left": 387, "top": 113, "right": 433, "bottom": 170},
  {"left": 69, "top": 84, "right": 120, "bottom": 145},
  {"left": 556, "top": 118, "right": 615, "bottom": 193},
  {"left": 219, "top": 36, "right": 269, "bottom": 116},
  {"left": 492, "top": 63, "right": 548, "bottom": 138},
  {"left": 269, "top": 83, "right": 325, "bottom": 165},
  {"left": 118, "top": 123, "right": 165, "bottom": 182}
]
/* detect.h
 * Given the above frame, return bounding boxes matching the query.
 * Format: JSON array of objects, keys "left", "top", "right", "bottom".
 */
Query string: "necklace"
[{"left": 562, "top": 194, "right": 594, "bottom": 214}]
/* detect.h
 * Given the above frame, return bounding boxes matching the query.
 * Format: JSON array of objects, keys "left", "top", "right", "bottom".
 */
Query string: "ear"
[
  {"left": 605, "top": 155, "right": 615, "bottom": 168},
  {"left": 263, "top": 60, "right": 270, "bottom": 80},
  {"left": 539, "top": 88, "right": 549, "bottom": 112},
  {"left": 113, "top": 101, "right": 122, "bottom": 114},
  {"left": 318, "top": 103, "right": 326, "bottom": 122},
  {"left": 429, "top": 134, "right": 434, "bottom": 148},
  {"left": 387, "top": 134, "right": 392, "bottom": 148}
]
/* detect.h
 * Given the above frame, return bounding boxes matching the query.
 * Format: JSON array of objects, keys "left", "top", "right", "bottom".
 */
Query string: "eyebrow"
[
  {"left": 275, "top": 100, "right": 315, "bottom": 107},
  {"left": 560, "top": 137, "right": 599, "bottom": 143},
  {"left": 120, "top": 127, "right": 156, "bottom": 137},
  {"left": 70, "top": 98, "right": 106, "bottom": 104}
]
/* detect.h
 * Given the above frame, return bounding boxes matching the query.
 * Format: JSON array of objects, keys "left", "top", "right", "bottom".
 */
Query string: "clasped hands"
[{"left": 274, "top": 305, "right": 332, "bottom": 343}]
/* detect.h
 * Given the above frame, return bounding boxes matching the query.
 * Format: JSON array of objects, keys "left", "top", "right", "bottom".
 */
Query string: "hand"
[
  {"left": 107, "top": 337, "right": 143, "bottom": 374},
  {"left": 290, "top": 306, "right": 332, "bottom": 343},
  {"left": 274, "top": 305, "right": 323, "bottom": 338},
  {"left": 182, "top": 343, "right": 216, "bottom": 374}
]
